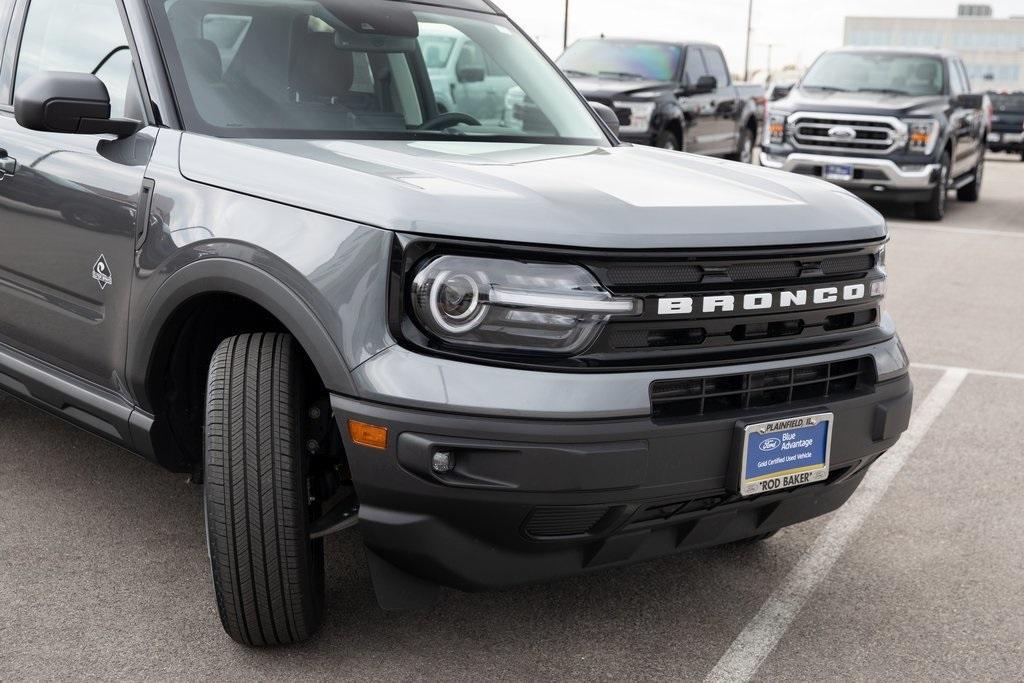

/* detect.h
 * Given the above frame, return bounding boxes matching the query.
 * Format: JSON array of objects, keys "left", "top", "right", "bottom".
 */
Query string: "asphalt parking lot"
[{"left": 2, "top": 154, "right": 1023, "bottom": 682}]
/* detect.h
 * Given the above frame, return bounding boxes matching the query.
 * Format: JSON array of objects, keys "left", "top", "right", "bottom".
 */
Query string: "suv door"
[
  {"left": 0, "top": 0, "right": 155, "bottom": 392},
  {"left": 679, "top": 46, "right": 716, "bottom": 154},
  {"left": 699, "top": 46, "right": 740, "bottom": 156}
]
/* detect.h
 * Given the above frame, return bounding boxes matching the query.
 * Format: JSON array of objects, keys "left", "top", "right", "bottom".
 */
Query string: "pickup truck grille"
[{"left": 791, "top": 113, "right": 902, "bottom": 154}]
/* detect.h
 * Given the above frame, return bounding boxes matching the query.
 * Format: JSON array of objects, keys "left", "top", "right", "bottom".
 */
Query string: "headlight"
[
  {"left": 410, "top": 255, "right": 639, "bottom": 355},
  {"left": 765, "top": 111, "right": 788, "bottom": 144},
  {"left": 904, "top": 119, "right": 940, "bottom": 154},
  {"left": 613, "top": 101, "right": 656, "bottom": 134}
]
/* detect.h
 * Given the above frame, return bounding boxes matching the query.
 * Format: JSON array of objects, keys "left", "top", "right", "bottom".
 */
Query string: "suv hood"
[
  {"left": 783, "top": 88, "right": 947, "bottom": 117},
  {"left": 178, "top": 135, "right": 885, "bottom": 250},
  {"left": 566, "top": 76, "right": 676, "bottom": 101}
]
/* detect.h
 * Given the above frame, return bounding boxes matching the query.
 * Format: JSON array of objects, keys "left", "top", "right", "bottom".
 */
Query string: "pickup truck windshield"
[
  {"left": 802, "top": 53, "right": 946, "bottom": 97},
  {"left": 558, "top": 39, "right": 681, "bottom": 82},
  {"left": 147, "top": 0, "right": 607, "bottom": 143}
]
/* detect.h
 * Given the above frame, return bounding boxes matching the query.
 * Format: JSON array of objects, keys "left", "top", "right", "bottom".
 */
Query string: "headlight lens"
[
  {"left": 904, "top": 119, "right": 940, "bottom": 154},
  {"left": 613, "top": 101, "right": 656, "bottom": 134},
  {"left": 765, "top": 111, "right": 788, "bottom": 144},
  {"left": 410, "top": 256, "right": 639, "bottom": 354}
]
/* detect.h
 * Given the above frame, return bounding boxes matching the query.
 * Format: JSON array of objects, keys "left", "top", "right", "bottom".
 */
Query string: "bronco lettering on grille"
[{"left": 657, "top": 284, "right": 867, "bottom": 316}]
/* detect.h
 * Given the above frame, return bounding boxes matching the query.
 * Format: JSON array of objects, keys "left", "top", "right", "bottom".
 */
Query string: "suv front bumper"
[
  {"left": 332, "top": 336, "right": 912, "bottom": 603},
  {"left": 760, "top": 151, "right": 941, "bottom": 200}
]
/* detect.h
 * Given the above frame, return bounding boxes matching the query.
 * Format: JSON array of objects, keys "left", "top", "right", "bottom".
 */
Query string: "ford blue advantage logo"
[{"left": 759, "top": 438, "right": 782, "bottom": 452}]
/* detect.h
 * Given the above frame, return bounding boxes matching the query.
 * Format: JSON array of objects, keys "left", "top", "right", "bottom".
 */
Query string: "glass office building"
[{"left": 845, "top": 8, "right": 1024, "bottom": 92}]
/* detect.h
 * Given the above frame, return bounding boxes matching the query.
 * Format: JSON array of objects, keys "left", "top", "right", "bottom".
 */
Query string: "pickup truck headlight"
[
  {"left": 613, "top": 101, "right": 656, "bottom": 134},
  {"left": 410, "top": 255, "right": 639, "bottom": 354},
  {"left": 765, "top": 111, "right": 788, "bottom": 144},
  {"left": 904, "top": 119, "right": 940, "bottom": 154}
]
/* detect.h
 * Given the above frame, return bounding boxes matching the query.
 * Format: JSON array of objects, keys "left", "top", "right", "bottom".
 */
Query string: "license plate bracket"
[{"left": 736, "top": 412, "right": 833, "bottom": 497}]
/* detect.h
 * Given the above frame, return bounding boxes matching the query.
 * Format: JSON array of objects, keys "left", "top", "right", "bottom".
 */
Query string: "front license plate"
[
  {"left": 739, "top": 413, "right": 832, "bottom": 497},
  {"left": 988, "top": 132, "right": 1002, "bottom": 143},
  {"left": 823, "top": 164, "right": 854, "bottom": 182}
]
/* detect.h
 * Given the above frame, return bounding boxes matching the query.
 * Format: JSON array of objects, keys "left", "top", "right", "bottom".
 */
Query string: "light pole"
[
  {"left": 563, "top": 0, "right": 570, "bottom": 50},
  {"left": 743, "top": 0, "right": 753, "bottom": 81}
]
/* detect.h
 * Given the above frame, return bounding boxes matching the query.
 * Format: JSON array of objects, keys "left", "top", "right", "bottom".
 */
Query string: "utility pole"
[
  {"left": 743, "top": 0, "right": 753, "bottom": 81},
  {"left": 563, "top": 0, "right": 570, "bottom": 50}
]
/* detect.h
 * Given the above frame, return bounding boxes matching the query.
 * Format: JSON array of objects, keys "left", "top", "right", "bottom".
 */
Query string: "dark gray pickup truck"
[{"left": 0, "top": 0, "right": 911, "bottom": 647}]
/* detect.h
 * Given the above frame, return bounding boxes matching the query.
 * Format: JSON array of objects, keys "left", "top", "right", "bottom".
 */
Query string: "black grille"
[
  {"left": 651, "top": 358, "right": 873, "bottom": 420},
  {"left": 524, "top": 506, "right": 610, "bottom": 538},
  {"left": 822, "top": 254, "right": 873, "bottom": 275},
  {"left": 605, "top": 263, "right": 703, "bottom": 287},
  {"left": 726, "top": 260, "right": 801, "bottom": 281}
]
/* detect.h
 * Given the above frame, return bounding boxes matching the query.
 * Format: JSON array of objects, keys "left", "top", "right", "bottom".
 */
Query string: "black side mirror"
[
  {"left": 690, "top": 75, "right": 717, "bottom": 95},
  {"left": 588, "top": 101, "right": 620, "bottom": 136},
  {"left": 955, "top": 92, "right": 984, "bottom": 109},
  {"left": 770, "top": 84, "right": 793, "bottom": 101},
  {"left": 456, "top": 66, "right": 486, "bottom": 84},
  {"left": 14, "top": 71, "right": 141, "bottom": 138}
]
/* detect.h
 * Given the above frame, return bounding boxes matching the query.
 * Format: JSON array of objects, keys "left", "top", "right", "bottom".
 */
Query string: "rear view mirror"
[
  {"left": 690, "top": 75, "right": 717, "bottom": 95},
  {"left": 457, "top": 66, "right": 486, "bottom": 83},
  {"left": 955, "top": 93, "right": 984, "bottom": 109},
  {"left": 589, "top": 101, "right": 620, "bottom": 136},
  {"left": 15, "top": 71, "right": 141, "bottom": 138}
]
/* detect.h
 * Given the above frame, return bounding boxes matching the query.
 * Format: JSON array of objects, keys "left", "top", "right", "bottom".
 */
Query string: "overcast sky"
[{"left": 498, "top": 0, "right": 1024, "bottom": 77}]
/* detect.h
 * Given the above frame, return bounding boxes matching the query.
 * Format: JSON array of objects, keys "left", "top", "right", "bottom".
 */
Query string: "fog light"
[
  {"left": 348, "top": 420, "right": 389, "bottom": 449},
  {"left": 432, "top": 451, "right": 455, "bottom": 473},
  {"left": 871, "top": 279, "right": 888, "bottom": 297}
]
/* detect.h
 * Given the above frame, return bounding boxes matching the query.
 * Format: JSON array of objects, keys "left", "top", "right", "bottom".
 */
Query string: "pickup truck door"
[
  {"left": 699, "top": 47, "right": 741, "bottom": 156},
  {"left": 948, "top": 59, "right": 983, "bottom": 178},
  {"left": 0, "top": 0, "right": 154, "bottom": 393},
  {"left": 678, "top": 46, "right": 716, "bottom": 154}
]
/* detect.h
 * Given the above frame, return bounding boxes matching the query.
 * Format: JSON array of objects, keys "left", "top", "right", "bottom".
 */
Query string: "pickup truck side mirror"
[
  {"left": 456, "top": 66, "right": 486, "bottom": 84},
  {"left": 14, "top": 71, "right": 141, "bottom": 138},
  {"left": 954, "top": 92, "right": 984, "bottom": 109},
  {"left": 770, "top": 84, "right": 793, "bottom": 101},
  {"left": 689, "top": 75, "right": 717, "bottom": 95},
  {"left": 588, "top": 101, "right": 620, "bottom": 136}
]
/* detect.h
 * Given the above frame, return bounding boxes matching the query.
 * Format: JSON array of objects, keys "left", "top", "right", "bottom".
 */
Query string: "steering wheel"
[{"left": 420, "top": 112, "right": 482, "bottom": 131}]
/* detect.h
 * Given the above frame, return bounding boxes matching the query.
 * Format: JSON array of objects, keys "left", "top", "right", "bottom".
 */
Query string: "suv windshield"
[
  {"left": 148, "top": 0, "right": 607, "bottom": 143},
  {"left": 558, "top": 39, "right": 681, "bottom": 82},
  {"left": 802, "top": 52, "right": 946, "bottom": 97}
]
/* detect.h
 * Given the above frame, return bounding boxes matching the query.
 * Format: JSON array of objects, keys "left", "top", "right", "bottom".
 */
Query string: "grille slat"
[{"left": 651, "top": 358, "right": 873, "bottom": 420}]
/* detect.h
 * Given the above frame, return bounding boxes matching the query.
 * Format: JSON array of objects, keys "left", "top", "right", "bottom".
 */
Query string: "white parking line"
[
  {"left": 889, "top": 223, "right": 1024, "bottom": 239},
  {"left": 912, "top": 362, "right": 1024, "bottom": 382},
  {"left": 703, "top": 368, "right": 968, "bottom": 683}
]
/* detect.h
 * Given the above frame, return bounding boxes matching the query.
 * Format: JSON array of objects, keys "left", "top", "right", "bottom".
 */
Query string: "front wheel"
[
  {"left": 731, "top": 127, "right": 755, "bottom": 163},
  {"left": 914, "top": 152, "right": 950, "bottom": 221},
  {"left": 204, "top": 333, "right": 325, "bottom": 646},
  {"left": 956, "top": 154, "right": 983, "bottom": 202},
  {"left": 655, "top": 129, "right": 682, "bottom": 151}
]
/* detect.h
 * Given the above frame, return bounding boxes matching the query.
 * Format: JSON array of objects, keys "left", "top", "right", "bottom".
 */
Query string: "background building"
[{"left": 845, "top": 4, "right": 1024, "bottom": 91}]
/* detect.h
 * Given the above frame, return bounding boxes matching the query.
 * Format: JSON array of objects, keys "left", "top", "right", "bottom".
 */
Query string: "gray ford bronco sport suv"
[{"left": 0, "top": 0, "right": 912, "bottom": 646}]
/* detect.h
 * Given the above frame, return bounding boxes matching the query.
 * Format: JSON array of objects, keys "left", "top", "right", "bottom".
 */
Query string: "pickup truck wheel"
[
  {"left": 204, "top": 333, "right": 325, "bottom": 647},
  {"left": 732, "top": 127, "right": 755, "bottom": 163},
  {"left": 914, "top": 152, "right": 950, "bottom": 221},
  {"left": 957, "top": 155, "right": 983, "bottom": 202},
  {"left": 656, "top": 129, "right": 681, "bottom": 151}
]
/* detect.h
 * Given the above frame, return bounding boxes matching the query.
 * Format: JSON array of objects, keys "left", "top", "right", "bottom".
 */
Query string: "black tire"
[
  {"left": 956, "top": 154, "right": 983, "bottom": 202},
  {"left": 204, "top": 333, "right": 325, "bottom": 647},
  {"left": 914, "top": 151, "right": 950, "bottom": 221},
  {"left": 655, "top": 128, "right": 682, "bottom": 151},
  {"left": 730, "top": 126, "right": 755, "bottom": 163}
]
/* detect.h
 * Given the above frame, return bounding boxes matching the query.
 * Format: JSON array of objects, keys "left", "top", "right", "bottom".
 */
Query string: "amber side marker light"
[{"left": 348, "top": 420, "right": 389, "bottom": 449}]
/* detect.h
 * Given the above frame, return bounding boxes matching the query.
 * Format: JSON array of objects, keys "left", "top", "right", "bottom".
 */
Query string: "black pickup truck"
[
  {"left": 761, "top": 48, "right": 988, "bottom": 221},
  {"left": 558, "top": 38, "right": 764, "bottom": 160},
  {"left": 987, "top": 92, "right": 1024, "bottom": 159}
]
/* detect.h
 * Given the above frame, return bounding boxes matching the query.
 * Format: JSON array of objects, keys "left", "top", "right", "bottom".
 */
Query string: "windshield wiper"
[
  {"left": 598, "top": 71, "right": 647, "bottom": 81},
  {"left": 803, "top": 85, "right": 851, "bottom": 93},
  {"left": 562, "top": 69, "right": 597, "bottom": 78},
  {"left": 856, "top": 87, "right": 913, "bottom": 96}
]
